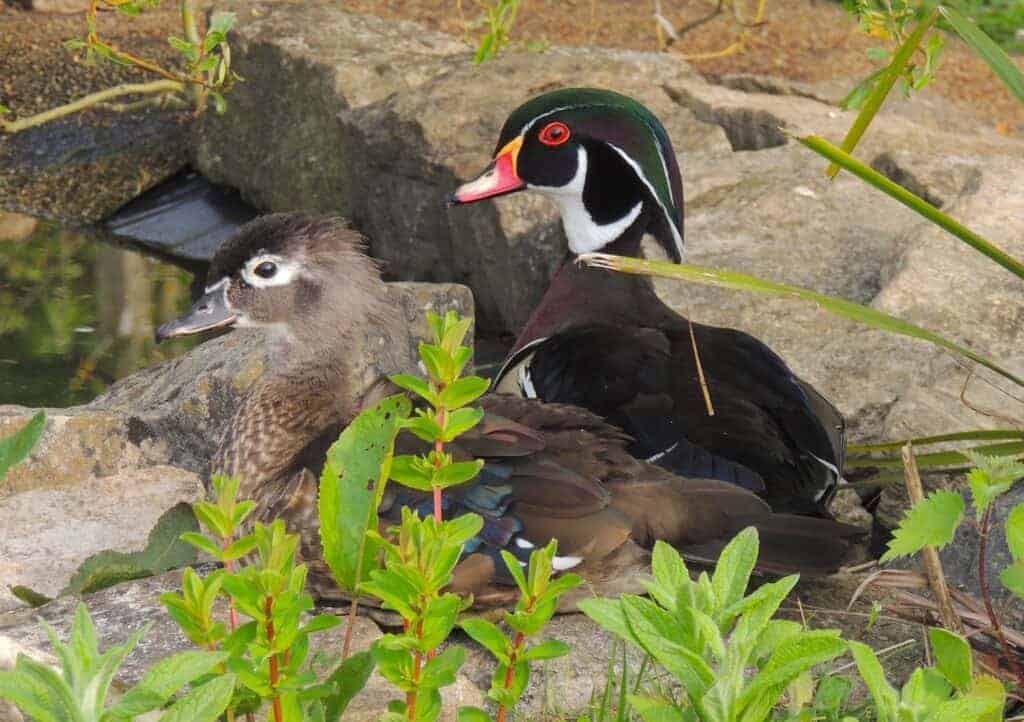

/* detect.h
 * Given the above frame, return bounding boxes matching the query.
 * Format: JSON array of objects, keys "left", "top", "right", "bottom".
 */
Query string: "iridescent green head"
[{"left": 451, "top": 87, "right": 685, "bottom": 262}]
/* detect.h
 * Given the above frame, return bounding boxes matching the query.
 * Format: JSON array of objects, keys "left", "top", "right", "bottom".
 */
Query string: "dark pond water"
[{"left": 0, "top": 214, "right": 199, "bottom": 407}]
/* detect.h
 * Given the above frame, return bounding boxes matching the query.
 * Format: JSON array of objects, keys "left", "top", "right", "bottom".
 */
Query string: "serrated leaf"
[
  {"left": 1000, "top": 561, "right": 1024, "bottom": 599},
  {"left": 881, "top": 490, "right": 965, "bottom": 562},
  {"left": 1006, "top": 503, "right": 1024, "bottom": 561},
  {"left": 157, "top": 673, "right": 235, "bottom": 722},
  {"left": 0, "top": 411, "right": 44, "bottom": 480},
  {"left": 319, "top": 394, "right": 411, "bottom": 592},
  {"left": 928, "top": 627, "right": 972, "bottom": 692}
]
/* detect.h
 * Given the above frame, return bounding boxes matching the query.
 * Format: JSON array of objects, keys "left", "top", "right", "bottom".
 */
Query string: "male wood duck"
[
  {"left": 449, "top": 88, "right": 845, "bottom": 517},
  {"left": 157, "top": 213, "right": 861, "bottom": 606}
]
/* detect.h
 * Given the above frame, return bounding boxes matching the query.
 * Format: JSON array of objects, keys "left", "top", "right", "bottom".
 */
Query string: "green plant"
[
  {"left": 579, "top": 529, "right": 848, "bottom": 722},
  {"left": 461, "top": 0, "right": 523, "bottom": 63},
  {"left": 848, "top": 628, "right": 1005, "bottom": 721},
  {"left": 0, "top": 0, "right": 238, "bottom": 134},
  {"left": 459, "top": 540, "right": 581, "bottom": 722},
  {"left": 164, "top": 475, "right": 371, "bottom": 722},
  {"left": 881, "top": 452, "right": 1024, "bottom": 688},
  {"left": 0, "top": 602, "right": 235, "bottom": 721}
]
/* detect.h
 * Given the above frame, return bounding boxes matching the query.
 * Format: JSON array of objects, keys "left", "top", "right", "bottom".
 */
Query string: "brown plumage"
[{"left": 158, "top": 213, "right": 864, "bottom": 607}]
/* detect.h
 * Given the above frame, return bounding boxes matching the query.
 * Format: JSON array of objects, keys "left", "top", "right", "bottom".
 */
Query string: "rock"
[{"left": 0, "top": 466, "right": 203, "bottom": 613}]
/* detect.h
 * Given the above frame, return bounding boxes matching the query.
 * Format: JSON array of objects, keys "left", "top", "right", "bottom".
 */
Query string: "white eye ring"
[{"left": 241, "top": 253, "right": 299, "bottom": 288}]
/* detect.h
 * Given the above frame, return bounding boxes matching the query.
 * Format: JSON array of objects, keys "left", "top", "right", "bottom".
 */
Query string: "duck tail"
[{"left": 681, "top": 513, "right": 866, "bottom": 577}]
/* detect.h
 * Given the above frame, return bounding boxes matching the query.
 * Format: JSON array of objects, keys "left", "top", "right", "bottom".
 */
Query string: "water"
[{"left": 0, "top": 214, "right": 199, "bottom": 408}]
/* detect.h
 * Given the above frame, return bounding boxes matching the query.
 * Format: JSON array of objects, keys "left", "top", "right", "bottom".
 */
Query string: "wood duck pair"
[
  {"left": 450, "top": 88, "right": 845, "bottom": 517},
  {"left": 158, "top": 214, "right": 861, "bottom": 606}
]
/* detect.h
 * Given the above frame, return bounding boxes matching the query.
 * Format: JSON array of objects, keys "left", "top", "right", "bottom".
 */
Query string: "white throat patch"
[{"left": 530, "top": 147, "right": 642, "bottom": 255}]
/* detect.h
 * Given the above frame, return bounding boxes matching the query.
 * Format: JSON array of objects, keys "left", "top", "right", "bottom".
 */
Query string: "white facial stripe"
[
  {"left": 241, "top": 253, "right": 300, "bottom": 288},
  {"left": 530, "top": 147, "right": 643, "bottom": 255},
  {"left": 607, "top": 143, "right": 684, "bottom": 261},
  {"left": 519, "top": 104, "right": 574, "bottom": 136},
  {"left": 204, "top": 277, "right": 229, "bottom": 294}
]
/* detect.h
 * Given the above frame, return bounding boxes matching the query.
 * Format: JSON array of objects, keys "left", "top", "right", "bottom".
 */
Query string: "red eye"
[{"left": 538, "top": 121, "right": 571, "bottom": 146}]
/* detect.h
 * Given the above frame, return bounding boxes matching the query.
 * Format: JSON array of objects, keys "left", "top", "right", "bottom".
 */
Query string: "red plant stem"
[
  {"left": 978, "top": 507, "right": 1024, "bottom": 685},
  {"left": 406, "top": 619, "right": 425, "bottom": 720},
  {"left": 496, "top": 631, "right": 526, "bottom": 722},
  {"left": 223, "top": 540, "right": 241, "bottom": 631},
  {"left": 265, "top": 596, "right": 283, "bottom": 722}
]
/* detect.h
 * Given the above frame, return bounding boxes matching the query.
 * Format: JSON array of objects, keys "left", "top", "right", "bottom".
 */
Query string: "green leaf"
[
  {"left": 965, "top": 451, "right": 1024, "bottom": 520},
  {"left": 64, "top": 550, "right": 151, "bottom": 595},
  {"left": 436, "top": 460, "right": 484, "bottom": 488},
  {"left": 814, "top": 676, "right": 852, "bottom": 716},
  {"left": 157, "top": 673, "right": 236, "bottom": 722},
  {"left": 167, "top": 36, "right": 197, "bottom": 62},
  {"left": 180, "top": 532, "right": 222, "bottom": 558},
  {"left": 420, "top": 594, "right": 463, "bottom": 650},
  {"left": 116, "top": 2, "right": 141, "bottom": 15},
  {"left": 580, "top": 253, "right": 1024, "bottom": 389},
  {"left": 319, "top": 394, "right": 411, "bottom": 591},
  {"left": 522, "top": 639, "right": 570, "bottom": 661},
  {"left": 402, "top": 414, "right": 443, "bottom": 444},
  {"left": 441, "top": 408, "right": 484, "bottom": 441},
  {"left": 848, "top": 641, "right": 898, "bottom": 722},
  {"left": 458, "top": 707, "right": 492, "bottom": 722},
  {"left": 881, "top": 490, "right": 965, "bottom": 562},
  {"left": 628, "top": 695, "right": 687, "bottom": 722},
  {"left": 738, "top": 631, "right": 847, "bottom": 714},
  {"left": 8, "top": 585, "right": 52, "bottom": 608},
  {"left": 439, "top": 377, "right": 489, "bottom": 410},
  {"left": 826, "top": 9, "right": 938, "bottom": 178},
  {"left": 419, "top": 645, "right": 466, "bottom": 689},
  {"left": 138, "top": 502, "right": 200, "bottom": 573},
  {"left": 461, "top": 618, "right": 512, "bottom": 664},
  {"left": 1000, "top": 561, "right": 1024, "bottom": 599},
  {"left": 711, "top": 527, "right": 758, "bottom": 614},
  {"left": 621, "top": 596, "right": 713, "bottom": 699},
  {"left": 0, "top": 411, "right": 44, "bottom": 480},
  {"left": 419, "top": 343, "right": 452, "bottom": 383},
  {"left": 578, "top": 597, "right": 637, "bottom": 649},
  {"left": 323, "top": 651, "right": 374, "bottom": 720},
  {"left": 929, "top": 692, "right": 1003, "bottom": 722},
  {"left": 1007, "top": 503, "right": 1024, "bottom": 561},
  {"left": 0, "top": 654, "right": 78, "bottom": 722},
  {"left": 499, "top": 550, "right": 529, "bottom": 595},
  {"left": 938, "top": 6, "right": 1024, "bottom": 107},
  {"left": 111, "top": 651, "right": 228, "bottom": 717},
  {"left": 209, "top": 10, "right": 236, "bottom": 36},
  {"left": 390, "top": 373, "right": 436, "bottom": 403},
  {"left": 928, "top": 627, "right": 973, "bottom": 692},
  {"left": 390, "top": 454, "right": 434, "bottom": 491},
  {"left": 209, "top": 91, "right": 227, "bottom": 115},
  {"left": 0, "top": 102, "right": 10, "bottom": 114}
]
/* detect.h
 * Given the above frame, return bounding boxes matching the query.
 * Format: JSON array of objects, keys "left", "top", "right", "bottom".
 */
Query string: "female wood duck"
[
  {"left": 157, "top": 213, "right": 861, "bottom": 606},
  {"left": 449, "top": 88, "right": 845, "bottom": 517}
]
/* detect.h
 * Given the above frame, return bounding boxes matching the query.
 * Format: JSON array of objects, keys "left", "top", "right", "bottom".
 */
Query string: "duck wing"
[{"left": 495, "top": 323, "right": 844, "bottom": 516}]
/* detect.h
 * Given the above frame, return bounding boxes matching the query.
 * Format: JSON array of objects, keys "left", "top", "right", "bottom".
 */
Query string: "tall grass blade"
[
  {"left": 577, "top": 253, "right": 1024, "bottom": 388},
  {"left": 847, "top": 440, "right": 1024, "bottom": 469},
  {"left": 827, "top": 8, "right": 938, "bottom": 178},
  {"left": 848, "top": 429, "right": 1024, "bottom": 453},
  {"left": 938, "top": 5, "right": 1024, "bottom": 107},
  {"left": 799, "top": 134, "right": 1024, "bottom": 281}
]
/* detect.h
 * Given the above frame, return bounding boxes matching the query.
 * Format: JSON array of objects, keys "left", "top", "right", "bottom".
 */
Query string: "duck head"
[
  {"left": 157, "top": 213, "right": 390, "bottom": 349},
  {"left": 450, "top": 87, "right": 685, "bottom": 262}
]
